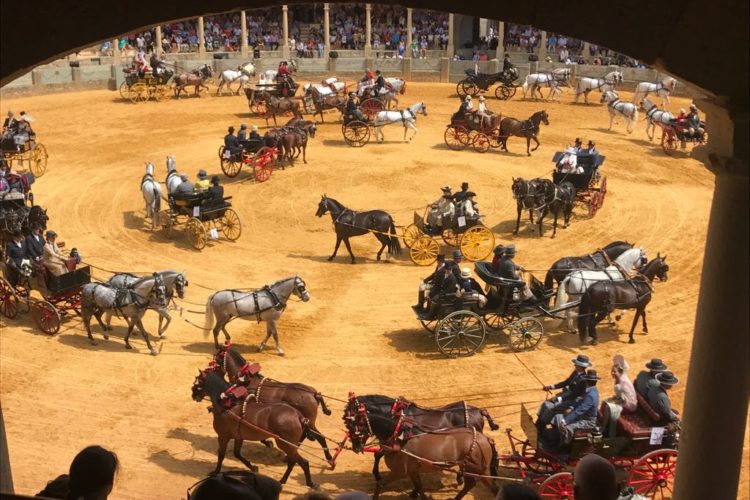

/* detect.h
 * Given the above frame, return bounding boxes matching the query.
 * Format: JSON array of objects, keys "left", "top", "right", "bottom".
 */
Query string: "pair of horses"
[
  {"left": 512, "top": 177, "right": 575, "bottom": 237},
  {"left": 174, "top": 64, "right": 213, "bottom": 98},
  {"left": 251, "top": 90, "right": 303, "bottom": 127},
  {"left": 522, "top": 68, "right": 572, "bottom": 101},
  {"left": 305, "top": 85, "right": 347, "bottom": 123},
  {"left": 263, "top": 117, "right": 317, "bottom": 166}
]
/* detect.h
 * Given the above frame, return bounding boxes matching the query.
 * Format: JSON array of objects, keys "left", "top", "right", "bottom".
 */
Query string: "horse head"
[
  {"left": 145, "top": 162, "right": 154, "bottom": 176},
  {"left": 166, "top": 155, "right": 176, "bottom": 173},
  {"left": 511, "top": 178, "right": 528, "bottom": 199},
  {"left": 601, "top": 90, "right": 618, "bottom": 104},
  {"left": 151, "top": 273, "right": 168, "bottom": 307},
  {"left": 174, "top": 272, "right": 187, "bottom": 299},
  {"left": 315, "top": 196, "right": 329, "bottom": 217},
  {"left": 293, "top": 276, "right": 310, "bottom": 302},
  {"left": 537, "top": 110, "right": 549, "bottom": 126},
  {"left": 241, "top": 62, "right": 256, "bottom": 76},
  {"left": 191, "top": 369, "right": 207, "bottom": 402},
  {"left": 418, "top": 101, "right": 428, "bottom": 116}
]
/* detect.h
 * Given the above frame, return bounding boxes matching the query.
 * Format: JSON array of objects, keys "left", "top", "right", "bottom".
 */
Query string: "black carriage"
[
  {"left": 163, "top": 192, "right": 242, "bottom": 250},
  {"left": 457, "top": 67, "right": 519, "bottom": 100},
  {"left": 444, "top": 114, "right": 502, "bottom": 153},
  {"left": 119, "top": 67, "right": 174, "bottom": 103},
  {"left": 411, "top": 261, "right": 552, "bottom": 357},
  {"left": 244, "top": 77, "right": 299, "bottom": 114},
  {"left": 551, "top": 151, "right": 608, "bottom": 217},
  {"left": 341, "top": 113, "right": 371, "bottom": 148},
  {"left": 1, "top": 134, "right": 48, "bottom": 178},
  {"left": 218, "top": 138, "right": 277, "bottom": 180}
]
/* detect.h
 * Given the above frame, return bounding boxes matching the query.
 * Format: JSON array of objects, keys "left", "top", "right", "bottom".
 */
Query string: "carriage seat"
[
  {"left": 171, "top": 193, "right": 204, "bottom": 207},
  {"left": 616, "top": 393, "right": 663, "bottom": 439}
]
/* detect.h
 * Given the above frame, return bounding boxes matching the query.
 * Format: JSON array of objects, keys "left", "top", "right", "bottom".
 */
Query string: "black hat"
[
  {"left": 493, "top": 245, "right": 505, "bottom": 256},
  {"left": 436, "top": 253, "right": 446, "bottom": 261},
  {"left": 452, "top": 249, "right": 463, "bottom": 260},
  {"left": 461, "top": 181, "right": 469, "bottom": 188},
  {"left": 587, "top": 140, "right": 595, "bottom": 147},
  {"left": 655, "top": 371, "right": 679, "bottom": 386},
  {"left": 211, "top": 175, "right": 221, "bottom": 184},
  {"left": 645, "top": 358, "right": 668, "bottom": 372},
  {"left": 12, "top": 230, "right": 23, "bottom": 238},
  {"left": 228, "top": 126, "right": 235, "bottom": 133},
  {"left": 505, "top": 244, "right": 516, "bottom": 256},
  {"left": 375, "top": 70, "right": 381, "bottom": 74},
  {"left": 571, "top": 354, "right": 592, "bottom": 368},
  {"left": 582, "top": 369, "right": 601, "bottom": 381},
  {"left": 574, "top": 137, "right": 582, "bottom": 144}
]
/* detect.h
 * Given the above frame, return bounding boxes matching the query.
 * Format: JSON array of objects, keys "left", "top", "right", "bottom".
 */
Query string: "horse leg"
[
  {"left": 408, "top": 471, "right": 427, "bottom": 500},
  {"left": 279, "top": 458, "right": 296, "bottom": 484},
  {"left": 342, "top": 237, "right": 356, "bottom": 264},
  {"left": 82, "top": 309, "right": 98, "bottom": 345},
  {"left": 269, "top": 320, "right": 284, "bottom": 356},
  {"left": 641, "top": 308, "right": 648, "bottom": 334},
  {"left": 298, "top": 456, "right": 316, "bottom": 488},
  {"left": 628, "top": 310, "right": 641, "bottom": 344},
  {"left": 328, "top": 235, "right": 343, "bottom": 261},
  {"left": 158, "top": 308, "right": 171, "bottom": 338},
  {"left": 213, "top": 434, "right": 230, "bottom": 474},
  {"left": 232, "top": 439, "right": 258, "bottom": 472},
  {"left": 454, "top": 475, "right": 478, "bottom": 500},
  {"left": 308, "top": 427, "right": 332, "bottom": 461},
  {"left": 551, "top": 209, "right": 559, "bottom": 238},
  {"left": 374, "top": 467, "right": 407, "bottom": 500},
  {"left": 526, "top": 136, "right": 531, "bottom": 156},
  {"left": 513, "top": 205, "right": 522, "bottom": 235},
  {"left": 372, "top": 450, "right": 384, "bottom": 482},
  {"left": 258, "top": 324, "right": 273, "bottom": 354},
  {"left": 375, "top": 234, "right": 388, "bottom": 261},
  {"left": 136, "top": 317, "right": 158, "bottom": 356},
  {"left": 537, "top": 207, "right": 546, "bottom": 236},
  {"left": 531, "top": 134, "right": 540, "bottom": 152}
]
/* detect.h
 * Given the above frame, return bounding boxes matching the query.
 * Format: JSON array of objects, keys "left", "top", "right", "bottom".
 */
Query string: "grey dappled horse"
[{"left": 203, "top": 276, "right": 310, "bottom": 355}]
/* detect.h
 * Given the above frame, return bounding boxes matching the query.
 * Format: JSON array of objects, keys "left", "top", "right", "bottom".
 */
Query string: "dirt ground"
[{"left": 0, "top": 83, "right": 746, "bottom": 500}]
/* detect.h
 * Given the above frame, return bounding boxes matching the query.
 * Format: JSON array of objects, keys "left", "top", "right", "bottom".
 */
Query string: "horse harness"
[
  {"left": 252, "top": 286, "right": 285, "bottom": 322},
  {"left": 608, "top": 98, "right": 636, "bottom": 119},
  {"left": 399, "top": 108, "right": 415, "bottom": 123}
]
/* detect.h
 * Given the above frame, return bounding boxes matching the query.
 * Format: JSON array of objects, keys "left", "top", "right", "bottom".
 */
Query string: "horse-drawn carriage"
[
  {"left": 244, "top": 78, "right": 299, "bottom": 113},
  {"left": 444, "top": 113, "right": 503, "bottom": 153},
  {"left": 402, "top": 203, "right": 495, "bottom": 266},
  {"left": 1, "top": 134, "right": 48, "bottom": 178},
  {"left": 119, "top": 67, "right": 174, "bottom": 103},
  {"left": 551, "top": 151, "right": 608, "bottom": 217},
  {"left": 498, "top": 402, "right": 679, "bottom": 499},
  {"left": 218, "top": 139, "right": 277, "bottom": 180},
  {"left": 660, "top": 122, "right": 707, "bottom": 156},
  {"left": 457, "top": 67, "right": 519, "bottom": 100},
  {"left": 341, "top": 113, "right": 372, "bottom": 148},
  {"left": 163, "top": 192, "right": 242, "bottom": 250}
]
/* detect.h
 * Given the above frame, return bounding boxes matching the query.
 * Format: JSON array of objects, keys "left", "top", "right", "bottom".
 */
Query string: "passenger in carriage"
[
  {"left": 194, "top": 170, "right": 210, "bottom": 193},
  {"left": 634, "top": 358, "right": 668, "bottom": 397},
  {"left": 685, "top": 104, "right": 705, "bottom": 139},
  {"left": 491, "top": 244, "right": 506, "bottom": 273},
  {"left": 415, "top": 253, "right": 446, "bottom": 311},
  {"left": 425, "top": 257, "right": 461, "bottom": 316},
  {"left": 572, "top": 137, "right": 583, "bottom": 153},
  {"left": 360, "top": 68, "right": 376, "bottom": 84},
  {"left": 558, "top": 147, "right": 583, "bottom": 174},
  {"left": 601, "top": 355, "right": 638, "bottom": 438},
  {"left": 149, "top": 51, "right": 165, "bottom": 77},
  {"left": 476, "top": 96, "right": 492, "bottom": 129},
  {"left": 208, "top": 176, "right": 224, "bottom": 204},
  {"left": 502, "top": 54, "right": 514, "bottom": 73},
  {"left": 373, "top": 70, "right": 389, "bottom": 96},
  {"left": 249, "top": 125, "right": 262, "bottom": 142},
  {"left": 25, "top": 223, "right": 46, "bottom": 263},
  {"left": 498, "top": 244, "right": 534, "bottom": 301},
  {"left": 456, "top": 95, "right": 473, "bottom": 119},
  {"left": 457, "top": 192, "right": 479, "bottom": 218},
  {"left": 173, "top": 173, "right": 194, "bottom": 195},
  {"left": 537, "top": 354, "right": 592, "bottom": 432},
  {"left": 647, "top": 371, "right": 680, "bottom": 425},
  {"left": 458, "top": 267, "right": 487, "bottom": 307},
  {"left": 134, "top": 48, "right": 148, "bottom": 76},
  {"left": 426, "top": 186, "right": 455, "bottom": 229},
  {"left": 42, "top": 230, "right": 73, "bottom": 277},
  {"left": 585, "top": 140, "right": 599, "bottom": 156},
  {"left": 551, "top": 369, "right": 601, "bottom": 445},
  {"left": 5, "top": 231, "right": 30, "bottom": 286},
  {"left": 452, "top": 182, "right": 471, "bottom": 203},
  {"left": 237, "top": 123, "right": 248, "bottom": 142},
  {"left": 2, "top": 111, "right": 18, "bottom": 135},
  {"left": 345, "top": 93, "right": 366, "bottom": 122},
  {"left": 224, "top": 126, "right": 241, "bottom": 157}
]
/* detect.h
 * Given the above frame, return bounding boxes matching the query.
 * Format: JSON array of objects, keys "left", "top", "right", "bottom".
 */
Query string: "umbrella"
[{"left": 20, "top": 114, "right": 35, "bottom": 122}]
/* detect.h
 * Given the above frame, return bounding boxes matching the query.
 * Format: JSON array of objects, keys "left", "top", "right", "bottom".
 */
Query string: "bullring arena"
[{"left": 0, "top": 79, "right": 747, "bottom": 499}]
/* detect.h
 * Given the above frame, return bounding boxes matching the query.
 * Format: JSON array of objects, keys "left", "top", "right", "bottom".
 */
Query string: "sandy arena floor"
[{"left": 0, "top": 83, "right": 746, "bottom": 499}]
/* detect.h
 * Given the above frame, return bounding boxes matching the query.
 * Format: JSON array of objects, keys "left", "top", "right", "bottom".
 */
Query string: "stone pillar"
[
  {"left": 155, "top": 26, "right": 163, "bottom": 56},
  {"left": 323, "top": 3, "right": 331, "bottom": 57},
  {"left": 240, "top": 11, "right": 248, "bottom": 56},
  {"left": 112, "top": 38, "right": 121, "bottom": 63},
  {"left": 440, "top": 57, "right": 450, "bottom": 83},
  {"left": 0, "top": 406, "right": 13, "bottom": 494},
  {"left": 198, "top": 16, "right": 205, "bottom": 55},
  {"left": 402, "top": 57, "right": 412, "bottom": 80},
  {"left": 496, "top": 21, "right": 504, "bottom": 60},
  {"left": 539, "top": 30, "right": 547, "bottom": 59},
  {"left": 406, "top": 8, "right": 413, "bottom": 58},
  {"left": 282, "top": 5, "right": 290, "bottom": 59},
  {"left": 365, "top": 4, "right": 372, "bottom": 58},
  {"left": 582, "top": 41, "right": 590, "bottom": 59},
  {"left": 447, "top": 13, "right": 454, "bottom": 58}
]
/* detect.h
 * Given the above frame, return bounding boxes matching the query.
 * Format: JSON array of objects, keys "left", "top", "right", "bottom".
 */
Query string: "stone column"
[
  {"left": 198, "top": 16, "right": 205, "bottom": 54},
  {"left": 406, "top": 8, "right": 413, "bottom": 58},
  {"left": 112, "top": 38, "right": 121, "bottom": 63},
  {"left": 539, "top": 30, "right": 547, "bottom": 59},
  {"left": 0, "top": 406, "right": 13, "bottom": 494},
  {"left": 447, "top": 13, "right": 454, "bottom": 58},
  {"left": 240, "top": 11, "right": 249, "bottom": 56},
  {"left": 282, "top": 5, "right": 290, "bottom": 59},
  {"left": 323, "top": 3, "right": 331, "bottom": 57},
  {"left": 365, "top": 3, "right": 372, "bottom": 58},
  {"left": 495, "top": 21, "right": 504, "bottom": 60},
  {"left": 155, "top": 26, "right": 163, "bottom": 56}
]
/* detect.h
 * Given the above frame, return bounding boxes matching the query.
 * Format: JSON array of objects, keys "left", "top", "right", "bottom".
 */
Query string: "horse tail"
[
  {"left": 544, "top": 268, "right": 556, "bottom": 296},
  {"left": 152, "top": 183, "right": 161, "bottom": 227},
  {"left": 399, "top": 81, "right": 406, "bottom": 94},
  {"left": 555, "top": 275, "right": 569, "bottom": 309},
  {"left": 315, "top": 392, "right": 332, "bottom": 416},
  {"left": 522, "top": 78, "right": 529, "bottom": 97},
  {"left": 480, "top": 409, "right": 500, "bottom": 431},
  {"left": 489, "top": 437, "right": 499, "bottom": 478},
  {"left": 577, "top": 287, "right": 592, "bottom": 340},
  {"left": 299, "top": 416, "right": 311, "bottom": 442},
  {"left": 388, "top": 220, "right": 402, "bottom": 256},
  {"left": 203, "top": 293, "right": 215, "bottom": 337}
]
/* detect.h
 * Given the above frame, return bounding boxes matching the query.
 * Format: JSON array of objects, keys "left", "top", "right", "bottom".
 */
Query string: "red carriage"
[
  {"left": 551, "top": 151, "right": 608, "bottom": 218},
  {"left": 218, "top": 138, "right": 277, "bottom": 181},
  {"left": 660, "top": 122, "right": 706, "bottom": 156},
  {"left": 444, "top": 113, "right": 503, "bottom": 154}
]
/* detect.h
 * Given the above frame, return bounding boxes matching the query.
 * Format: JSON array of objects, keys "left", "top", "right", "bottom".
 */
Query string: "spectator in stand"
[
  {"left": 37, "top": 445, "right": 119, "bottom": 500},
  {"left": 547, "top": 33, "right": 558, "bottom": 54}
]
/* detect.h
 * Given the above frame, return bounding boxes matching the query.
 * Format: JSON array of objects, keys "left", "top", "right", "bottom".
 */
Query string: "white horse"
[
  {"left": 165, "top": 155, "right": 183, "bottom": 194},
  {"left": 141, "top": 162, "right": 162, "bottom": 230},
  {"left": 385, "top": 77, "right": 407, "bottom": 94},
  {"left": 260, "top": 59, "right": 298, "bottom": 83},
  {"left": 203, "top": 276, "right": 310, "bottom": 355},
  {"left": 632, "top": 76, "right": 677, "bottom": 107},
  {"left": 640, "top": 96, "right": 675, "bottom": 140},
  {"left": 522, "top": 68, "right": 571, "bottom": 101},
  {"left": 601, "top": 90, "right": 639, "bottom": 133},
  {"left": 554, "top": 247, "right": 647, "bottom": 332},
  {"left": 574, "top": 70, "right": 623, "bottom": 104},
  {"left": 372, "top": 101, "right": 428, "bottom": 143},
  {"left": 302, "top": 77, "right": 347, "bottom": 96},
  {"left": 216, "top": 61, "right": 256, "bottom": 96}
]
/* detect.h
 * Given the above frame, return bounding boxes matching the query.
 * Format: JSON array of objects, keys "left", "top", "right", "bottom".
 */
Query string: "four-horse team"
[{"left": 1, "top": 57, "right": 703, "bottom": 500}]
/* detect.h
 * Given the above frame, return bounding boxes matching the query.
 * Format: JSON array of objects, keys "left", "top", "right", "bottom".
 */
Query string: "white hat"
[
  {"left": 478, "top": 96, "right": 485, "bottom": 102},
  {"left": 460, "top": 267, "right": 471, "bottom": 278},
  {"left": 251, "top": 125, "right": 258, "bottom": 132}
]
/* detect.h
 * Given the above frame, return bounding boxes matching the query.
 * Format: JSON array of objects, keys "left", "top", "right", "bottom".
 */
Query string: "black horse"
[
  {"left": 315, "top": 195, "right": 401, "bottom": 263},
  {"left": 534, "top": 179, "right": 576, "bottom": 238},
  {"left": 544, "top": 241, "right": 634, "bottom": 296},
  {"left": 498, "top": 110, "right": 549, "bottom": 156},
  {"left": 577, "top": 255, "right": 669, "bottom": 344},
  {"left": 511, "top": 177, "right": 548, "bottom": 234}
]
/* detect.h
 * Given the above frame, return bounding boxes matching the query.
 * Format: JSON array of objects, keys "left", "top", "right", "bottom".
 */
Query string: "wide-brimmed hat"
[
  {"left": 211, "top": 175, "right": 221, "bottom": 184},
  {"left": 452, "top": 249, "right": 463, "bottom": 260},
  {"left": 645, "top": 358, "right": 668, "bottom": 372},
  {"left": 689, "top": 103, "right": 697, "bottom": 110},
  {"left": 198, "top": 170, "right": 207, "bottom": 178},
  {"left": 441, "top": 186, "right": 451, "bottom": 193},
  {"left": 587, "top": 140, "right": 595, "bottom": 147},
  {"left": 574, "top": 137, "right": 582, "bottom": 144},
  {"left": 572, "top": 354, "right": 592, "bottom": 368},
  {"left": 655, "top": 371, "right": 679, "bottom": 386},
  {"left": 505, "top": 244, "right": 516, "bottom": 256},
  {"left": 460, "top": 267, "right": 471, "bottom": 278},
  {"left": 228, "top": 126, "right": 235, "bottom": 133},
  {"left": 478, "top": 96, "right": 485, "bottom": 102},
  {"left": 436, "top": 253, "right": 446, "bottom": 261},
  {"left": 45, "top": 230, "right": 57, "bottom": 238},
  {"left": 582, "top": 369, "right": 601, "bottom": 381},
  {"left": 493, "top": 245, "right": 505, "bottom": 256},
  {"left": 251, "top": 125, "right": 258, "bottom": 132}
]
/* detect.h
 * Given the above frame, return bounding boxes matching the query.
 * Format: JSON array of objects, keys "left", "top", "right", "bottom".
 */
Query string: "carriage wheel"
[
  {"left": 444, "top": 126, "right": 466, "bottom": 151},
  {"left": 661, "top": 129, "right": 678, "bottom": 155},
  {"left": 162, "top": 215, "right": 175, "bottom": 238},
  {"left": 343, "top": 121, "right": 370, "bottom": 147},
  {"left": 129, "top": 83, "right": 148, "bottom": 103},
  {"left": 186, "top": 217, "right": 207, "bottom": 250},
  {"left": 409, "top": 236, "right": 440, "bottom": 266},
  {"left": 30, "top": 144, "right": 48, "bottom": 177},
  {"left": 436, "top": 310, "right": 487, "bottom": 358},
  {"left": 495, "top": 84, "right": 516, "bottom": 100},
  {"left": 254, "top": 146, "right": 276, "bottom": 182},
  {"left": 538, "top": 472, "right": 574, "bottom": 499},
  {"left": 459, "top": 226, "right": 495, "bottom": 262},
  {"left": 153, "top": 84, "right": 172, "bottom": 102},
  {"left": 0, "top": 278, "right": 18, "bottom": 319},
  {"left": 456, "top": 80, "right": 468, "bottom": 98},
  {"left": 32, "top": 300, "right": 61, "bottom": 335},
  {"left": 509, "top": 317, "right": 544, "bottom": 352},
  {"left": 360, "top": 98, "right": 384, "bottom": 120},
  {"left": 402, "top": 224, "right": 422, "bottom": 249},
  {"left": 119, "top": 81, "right": 132, "bottom": 100},
  {"left": 220, "top": 147, "right": 242, "bottom": 178},
  {"left": 472, "top": 132, "right": 491, "bottom": 153},
  {"left": 220, "top": 208, "right": 242, "bottom": 241},
  {"left": 441, "top": 228, "right": 459, "bottom": 247},
  {"left": 420, "top": 319, "right": 437, "bottom": 334},
  {"left": 454, "top": 126, "right": 470, "bottom": 146},
  {"left": 588, "top": 191, "right": 602, "bottom": 218},
  {"left": 485, "top": 311, "right": 519, "bottom": 331},
  {"left": 460, "top": 80, "right": 479, "bottom": 97},
  {"left": 627, "top": 449, "right": 677, "bottom": 499}
]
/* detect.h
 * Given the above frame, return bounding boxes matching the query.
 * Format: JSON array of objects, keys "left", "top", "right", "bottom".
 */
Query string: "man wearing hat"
[
  {"left": 373, "top": 69, "right": 388, "bottom": 96},
  {"left": 475, "top": 95, "right": 492, "bottom": 129},
  {"left": 634, "top": 358, "right": 668, "bottom": 397},
  {"left": 42, "top": 230, "right": 70, "bottom": 277},
  {"left": 452, "top": 182, "right": 471, "bottom": 203},
  {"left": 458, "top": 267, "right": 487, "bottom": 307},
  {"left": 585, "top": 140, "right": 598, "bottom": 156},
  {"left": 194, "top": 170, "right": 210, "bottom": 193},
  {"left": 498, "top": 244, "right": 534, "bottom": 301},
  {"left": 224, "top": 126, "right": 241, "bottom": 158},
  {"left": 5, "top": 230, "right": 29, "bottom": 285},
  {"left": 249, "top": 125, "right": 262, "bottom": 142},
  {"left": 552, "top": 368, "right": 601, "bottom": 445},
  {"left": 345, "top": 93, "right": 366, "bottom": 122},
  {"left": 2, "top": 111, "right": 17, "bottom": 136},
  {"left": 426, "top": 186, "right": 455, "bottom": 230},
  {"left": 415, "top": 253, "right": 446, "bottom": 311},
  {"left": 685, "top": 103, "right": 704, "bottom": 139},
  {"left": 25, "top": 223, "right": 45, "bottom": 263},
  {"left": 537, "top": 354, "right": 592, "bottom": 432},
  {"left": 491, "top": 244, "right": 506, "bottom": 272},
  {"left": 455, "top": 95, "right": 473, "bottom": 120},
  {"left": 572, "top": 137, "right": 583, "bottom": 153},
  {"left": 425, "top": 258, "right": 461, "bottom": 317},
  {"left": 647, "top": 371, "right": 680, "bottom": 425},
  {"left": 208, "top": 175, "right": 224, "bottom": 204},
  {"left": 237, "top": 123, "right": 249, "bottom": 143},
  {"left": 173, "top": 173, "right": 194, "bottom": 195}
]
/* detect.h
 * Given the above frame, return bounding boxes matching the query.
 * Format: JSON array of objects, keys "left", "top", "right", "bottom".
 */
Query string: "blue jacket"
[
  {"left": 564, "top": 385, "right": 599, "bottom": 424},
  {"left": 552, "top": 369, "right": 587, "bottom": 402}
]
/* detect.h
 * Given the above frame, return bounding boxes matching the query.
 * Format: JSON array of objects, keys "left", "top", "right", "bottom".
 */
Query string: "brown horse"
[
  {"left": 280, "top": 121, "right": 316, "bottom": 165},
  {"left": 305, "top": 86, "right": 347, "bottom": 123},
  {"left": 212, "top": 345, "right": 334, "bottom": 463},
  {"left": 192, "top": 370, "right": 317, "bottom": 488},
  {"left": 257, "top": 91, "right": 302, "bottom": 127},
  {"left": 174, "top": 64, "right": 213, "bottom": 98},
  {"left": 498, "top": 110, "right": 549, "bottom": 156},
  {"left": 343, "top": 395, "right": 499, "bottom": 499}
]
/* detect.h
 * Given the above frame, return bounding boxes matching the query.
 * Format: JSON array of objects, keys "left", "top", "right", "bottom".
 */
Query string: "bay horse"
[
  {"left": 342, "top": 394, "right": 499, "bottom": 499},
  {"left": 191, "top": 371, "right": 317, "bottom": 488},
  {"left": 256, "top": 91, "right": 302, "bottom": 127},
  {"left": 511, "top": 177, "right": 548, "bottom": 234},
  {"left": 280, "top": 120, "right": 316, "bottom": 165},
  {"left": 499, "top": 110, "right": 549, "bottom": 156},
  {"left": 203, "top": 276, "right": 310, "bottom": 353},
  {"left": 544, "top": 241, "right": 634, "bottom": 297},
  {"left": 577, "top": 255, "right": 669, "bottom": 344},
  {"left": 174, "top": 64, "right": 212, "bottom": 98},
  {"left": 212, "top": 345, "right": 334, "bottom": 463},
  {"left": 351, "top": 394, "right": 500, "bottom": 482},
  {"left": 533, "top": 179, "right": 576, "bottom": 238},
  {"left": 306, "top": 86, "right": 347, "bottom": 123},
  {"left": 315, "top": 195, "right": 401, "bottom": 264}
]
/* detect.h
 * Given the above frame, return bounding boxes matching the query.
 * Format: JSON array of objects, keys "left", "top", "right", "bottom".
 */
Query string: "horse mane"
[
  {"left": 638, "top": 256, "right": 666, "bottom": 278},
  {"left": 203, "top": 371, "right": 230, "bottom": 407},
  {"left": 358, "top": 394, "right": 395, "bottom": 408},
  {"left": 226, "top": 348, "right": 247, "bottom": 368},
  {"left": 129, "top": 274, "right": 159, "bottom": 288},
  {"left": 267, "top": 275, "right": 298, "bottom": 288},
  {"left": 324, "top": 196, "right": 344, "bottom": 211},
  {"left": 603, "top": 240, "right": 632, "bottom": 250},
  {"left": 365, "top": 408, "right": 398, "bottom": 440}
]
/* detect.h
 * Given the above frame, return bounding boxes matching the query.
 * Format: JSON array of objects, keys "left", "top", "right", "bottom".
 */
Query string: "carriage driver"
[
  {"left": 345, "top": 93, "right": 366, "bottom": 122},
  {"left": 456, "top": 95, "right": 473, "bottom": 119},
  {"left": 686, "top": 104, "right": 704, "bottom": 138},
  {"left": 498, "top": 244, "right": 535, "bottom": 301},
  {"left": 414, "top": 253, "right": 446, "bottom": 311},
  {"left": 5, "top": 231, "right": 30, "bottom": 286},
  {"left": 536, "top": 354, "right": 592, "bottom": 432},
  {"left": 372, "top": 70, "right": 390, "bottom": 96},
  {"left": 149, "top": 51, "right": 165, "bottom": 77},
  {"left": 224, "top": 126, "right": 241, "bottom": 158},
  {"left": 426, "top": 186, "right": 455, "bottom": 230}
]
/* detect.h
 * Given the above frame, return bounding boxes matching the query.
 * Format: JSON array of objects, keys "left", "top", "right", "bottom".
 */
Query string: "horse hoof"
[
  {"left": 150, "top": 349, "right": 158, "bottom": 356},
  {"left": 125, "top": 344, "right": 132, "bottom": 350},
  {"left": 590, "top": 339, "right": 598, "bottom": 346},
  {"left": 277, "top": 351, "right": 285, "bottom": 357},
  {"left": 258, "top": 343, "right": 266, "bottom": 352},
  {"left": 308, "top": 483, "right": 319, "bottom": 490},
  {"left": 90, "top": 340, "right": 98, "bottom": 346},
  {"left": 628, "top": 338, "right": 636, "bottom": 344},
  {"left": 327, "top": 257, "right": 334, "bottom": 262},
  {"left": 250, "top": 465, "right": 259, "bottom": 473},
  {"left": 103, "top": 334, "right": 109, "bottom": 340},
  {"left": 159, "top": 334, "right": 167, "bottom": 340}
]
